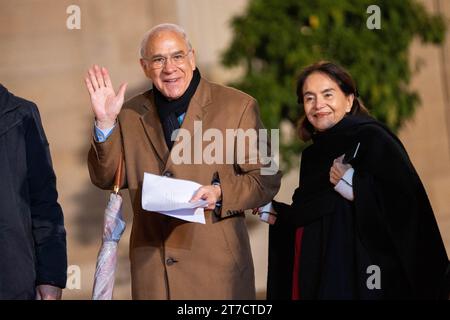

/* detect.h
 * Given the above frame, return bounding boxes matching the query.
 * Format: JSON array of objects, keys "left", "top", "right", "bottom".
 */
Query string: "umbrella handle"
[{"left": 113, "top": 155, "right": 124, "bottom": 194}]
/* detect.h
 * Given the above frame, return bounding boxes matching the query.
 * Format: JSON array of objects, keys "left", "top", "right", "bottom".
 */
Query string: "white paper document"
[
  {"left": 259, "top": 202, "right": 274, "bottom": 223},
  {"left": 141, "top": 172, "right": 208, "bottom": 224}
]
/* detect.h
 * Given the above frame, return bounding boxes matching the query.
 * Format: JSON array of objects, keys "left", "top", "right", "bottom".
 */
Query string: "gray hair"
[{"left": 139, "top": 23, "right": 193, "bottom": 59}]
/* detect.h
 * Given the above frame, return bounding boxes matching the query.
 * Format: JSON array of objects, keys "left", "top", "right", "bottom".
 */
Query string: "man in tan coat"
[{"left": 85, "top": 23, "right": 281, "bottom": 299}]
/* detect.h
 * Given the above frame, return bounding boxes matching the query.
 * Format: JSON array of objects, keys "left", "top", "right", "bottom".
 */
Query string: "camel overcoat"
[{"left": 88, "top": 78, "right": 281, "bottom": 299}]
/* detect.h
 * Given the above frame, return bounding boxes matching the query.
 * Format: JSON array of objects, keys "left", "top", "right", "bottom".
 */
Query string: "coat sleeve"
[
  {"left": 215, "top": 99, "right": 282, "bottom": 216},
  {"left": 273, "top": 189, "right": 338, "bottom": 227},
  {"left": 352, "top": 125, "right": 449, "bottom": 298},
  {"left": 88, "top": 121, "right": 126, "bottom": 190},
  {"left": 266, "top": 210, "right": 296, "bottom": 299},
  {"left": 26, "top": 104, "right": 67, "bottom": 288},
  {"left": 272, "top": 148, "right": 338, "bottom": 227}
]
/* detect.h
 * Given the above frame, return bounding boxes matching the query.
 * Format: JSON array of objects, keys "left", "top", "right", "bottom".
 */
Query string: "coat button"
[
  {"left": 163, "top": 171, "right": 173, "bottom": 177},
  {"left": 166, "top": 257, "right": 177, "bottom": 266}
]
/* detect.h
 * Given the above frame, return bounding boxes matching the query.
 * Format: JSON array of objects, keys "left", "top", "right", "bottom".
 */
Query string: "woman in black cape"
[{"left": 265, "top": 61, "right": 449, "bottom": 300}]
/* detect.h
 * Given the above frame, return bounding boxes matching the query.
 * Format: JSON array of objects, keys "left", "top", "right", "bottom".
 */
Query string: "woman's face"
[{"left": 302, "top": 72, "right": 354, "bottom": 132}]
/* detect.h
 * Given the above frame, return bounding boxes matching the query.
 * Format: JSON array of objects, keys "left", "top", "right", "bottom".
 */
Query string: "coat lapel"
[
  {"left": 164, "top": 78, "right": 212, "bottom": 171},
  {"left": 139, "top": 91, "right": 170, "bottom": 164},
  {"left": 138, "top": 79, "right": 213, "bottom": 170}
]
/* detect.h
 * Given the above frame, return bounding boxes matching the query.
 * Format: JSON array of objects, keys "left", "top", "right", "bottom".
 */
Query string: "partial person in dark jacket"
[
  {"left": 0, "top": 84, "right": 67, "bottom": 300},
  {"left": 263, "top": 62, "right": 449, "bottom": 300}
]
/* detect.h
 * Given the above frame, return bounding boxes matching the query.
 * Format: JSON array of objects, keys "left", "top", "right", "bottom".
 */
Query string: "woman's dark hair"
[{"left": 296, "top": 61, "right": 369, "bottom": 141}]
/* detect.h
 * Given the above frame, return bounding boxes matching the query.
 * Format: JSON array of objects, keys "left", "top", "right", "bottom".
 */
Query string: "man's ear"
[
  {"left": 190, "top": 49, "right": 196, "bottom": 70},
  {"left": 140, "top": 58, "right": 149, "bottom": 76}
]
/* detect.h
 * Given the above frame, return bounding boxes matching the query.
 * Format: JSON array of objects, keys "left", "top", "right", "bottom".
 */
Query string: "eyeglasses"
[{"left": 143, "top": 50, "right": 192, "bottom": 69}]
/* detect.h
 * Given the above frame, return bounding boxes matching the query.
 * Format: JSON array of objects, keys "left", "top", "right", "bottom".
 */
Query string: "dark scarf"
[
  {"left": 311, "top": 114, "right": 405, "bottom": 153},
  {"left": 312, "top": 114, "right": 374, "bottom": 143},
  {"left": 154, "top": 68, "right": 201, "bottom": 149}
]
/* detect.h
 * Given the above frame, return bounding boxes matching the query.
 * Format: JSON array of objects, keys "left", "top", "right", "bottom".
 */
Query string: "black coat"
[
  {"left": 268, "top": 115, "right": 449, "bottom": 299},
  {"left": 0, "top": 85, "right": 67, "bottom": 299}
]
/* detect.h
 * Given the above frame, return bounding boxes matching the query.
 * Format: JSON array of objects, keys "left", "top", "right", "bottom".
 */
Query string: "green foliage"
[{"left": 222, "top": 0, "right": 446, "bottom": 170}]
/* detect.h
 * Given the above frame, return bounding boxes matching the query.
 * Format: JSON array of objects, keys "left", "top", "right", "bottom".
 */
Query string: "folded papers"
[{"left": 142, "top": 172, "right": 208, "bottom": 224}]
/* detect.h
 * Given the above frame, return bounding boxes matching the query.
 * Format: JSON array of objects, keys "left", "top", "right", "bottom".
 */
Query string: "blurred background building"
[{"left": 1, "top": 0, "right": 449, "bottom": 299}]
